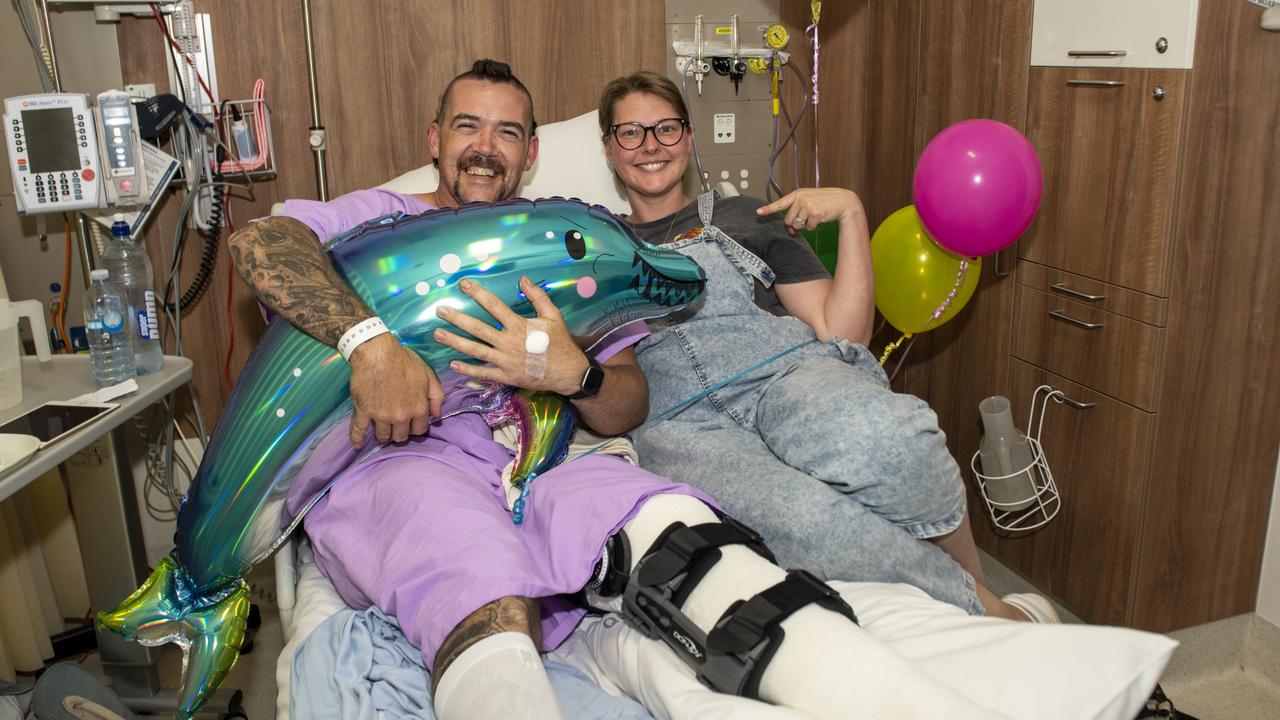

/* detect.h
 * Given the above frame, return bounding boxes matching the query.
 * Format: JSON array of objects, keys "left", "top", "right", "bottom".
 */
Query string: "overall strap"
[{"left": 695, "top": 191, "right": 776, "bottom": 288}]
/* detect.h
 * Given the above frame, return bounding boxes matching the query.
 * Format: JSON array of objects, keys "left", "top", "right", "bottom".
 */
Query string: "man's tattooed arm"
[{"left": 228, "top": 216, "right": 371, "bottom": 346}]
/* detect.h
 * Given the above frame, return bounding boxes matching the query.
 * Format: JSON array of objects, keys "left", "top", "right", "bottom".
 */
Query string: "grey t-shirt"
[{"left": 630, "top": 195, "right": 831, "bottom": 316}]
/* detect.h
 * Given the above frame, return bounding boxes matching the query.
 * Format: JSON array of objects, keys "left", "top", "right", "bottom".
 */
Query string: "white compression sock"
[
  {"left": 617, "top": 494, "right": 1004, "bottom": 720},
  {"left": 433, "top": 632, "right": 566, "bottom": 720}
]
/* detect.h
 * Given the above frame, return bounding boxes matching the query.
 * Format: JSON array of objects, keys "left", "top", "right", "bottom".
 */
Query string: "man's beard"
[{"left": 451, "top": 153, "right": 510, "bottom": 203}]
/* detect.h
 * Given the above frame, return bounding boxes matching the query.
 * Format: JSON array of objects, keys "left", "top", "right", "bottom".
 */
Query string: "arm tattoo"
[
  {"left": 431, "top": 595, "right": 541, "bottom": 692},
  {"left": 228, "top": 216, "right": 372, "bottom": 345}
]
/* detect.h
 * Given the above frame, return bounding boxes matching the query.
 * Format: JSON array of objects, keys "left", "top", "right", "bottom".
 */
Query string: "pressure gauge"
[
  {"left": 765, "top": 24, "right": 789, "bottom": 50},
  {"left": 747, "top": 57, "right": 771, "bottom": 75}
]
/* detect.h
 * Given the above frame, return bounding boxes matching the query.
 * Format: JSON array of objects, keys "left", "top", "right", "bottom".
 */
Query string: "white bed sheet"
[{"left": 274, "top": 536, "right": 1176, "bottom": 720}]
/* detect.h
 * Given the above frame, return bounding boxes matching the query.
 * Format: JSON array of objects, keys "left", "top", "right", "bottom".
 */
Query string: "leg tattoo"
[{"left": 432, "top": 595, "right": 541, "bottom": 693}]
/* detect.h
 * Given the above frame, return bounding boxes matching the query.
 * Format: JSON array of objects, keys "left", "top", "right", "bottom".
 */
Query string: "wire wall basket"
[
  {"left": 970, "top": 385, "right": 1064, "bottom": 533},
  {"left": 215, "top": 97, "right": 275, "bottom": 180}
]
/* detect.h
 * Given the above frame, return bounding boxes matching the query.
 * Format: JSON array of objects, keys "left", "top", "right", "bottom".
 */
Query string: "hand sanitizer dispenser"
[{"left": 0, "top": 297, "right": 53, "bottom": 410}]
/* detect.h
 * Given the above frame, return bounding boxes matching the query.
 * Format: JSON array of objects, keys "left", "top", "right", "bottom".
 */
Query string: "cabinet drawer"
[
  {"left": 976, "top": 360, "right": 1155, "bottom": 626},
  {"left": 1017, "top": 260, "right": 1168, "bottom": 327},
  {"left": 1011, "top": 285, "right": 1164, "bottom": 411},
  {"left": 1031, "top": 0, "right": 1198, "bottom": 69},
  {"left": 1021, "top": 67, "right": 1188, "bottom": 296}
]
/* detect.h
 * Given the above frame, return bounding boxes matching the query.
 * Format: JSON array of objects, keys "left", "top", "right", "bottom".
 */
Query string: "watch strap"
[{"left": 569, "top": 358, "right": 605, "bottom": 400}]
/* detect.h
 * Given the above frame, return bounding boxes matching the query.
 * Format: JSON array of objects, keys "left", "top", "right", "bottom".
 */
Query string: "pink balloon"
[{"left": 913, "top": 119, "right": 1043, "bottom": 257}]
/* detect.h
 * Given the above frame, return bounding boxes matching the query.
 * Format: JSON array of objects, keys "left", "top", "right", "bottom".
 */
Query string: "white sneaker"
[{"left": 1003, "top": 593, "right": 1062, "bottom": 623}]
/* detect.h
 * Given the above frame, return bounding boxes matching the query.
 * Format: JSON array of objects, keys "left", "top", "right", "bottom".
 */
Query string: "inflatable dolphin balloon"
[{"left": 96, "top": 198, "right": 705, "bottom": 717}]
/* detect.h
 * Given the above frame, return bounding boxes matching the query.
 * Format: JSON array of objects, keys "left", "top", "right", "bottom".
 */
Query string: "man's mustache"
[{"left": 457, "top": 154, "right": 507, "bottom": 177}]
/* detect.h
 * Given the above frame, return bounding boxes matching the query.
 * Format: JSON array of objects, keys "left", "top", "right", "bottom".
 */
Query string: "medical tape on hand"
[{"left": 524, "top": 318, "right": 549, "bottom": 379}]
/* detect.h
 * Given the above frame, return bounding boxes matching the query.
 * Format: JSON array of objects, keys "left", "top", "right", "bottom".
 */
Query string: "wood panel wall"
[
  {"left": 898, "top": 0, "right": 1035, "bottom": 563},
  {"left": 776, "top": 0, "right": 1032, "bottom": 404},
  {"left": 778, "top": 0, "right": 921, "bottom": 228},
  {"left": 1135, "top": 0, "right": 1280, "bottom": 630},
  {"left": 779, "top": 0, "right": 1278, "bottom": 629},
  {"left": 115, "top": 0, "right": 665, "bottom": 425}
]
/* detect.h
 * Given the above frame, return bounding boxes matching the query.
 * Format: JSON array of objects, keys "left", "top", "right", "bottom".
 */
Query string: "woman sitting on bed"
[{"left": 598, "top": 71, "right": 1054, "bottom": 623}]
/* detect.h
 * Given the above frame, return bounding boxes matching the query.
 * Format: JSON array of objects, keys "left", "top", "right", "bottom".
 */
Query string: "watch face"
[{"left": 582, "top": 362, "right": 605, "bottom": 396}]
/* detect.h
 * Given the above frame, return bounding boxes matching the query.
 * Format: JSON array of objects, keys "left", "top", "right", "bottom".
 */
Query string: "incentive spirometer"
[{"left": 4, "top": 93, "right": 104, "bottom": 214}]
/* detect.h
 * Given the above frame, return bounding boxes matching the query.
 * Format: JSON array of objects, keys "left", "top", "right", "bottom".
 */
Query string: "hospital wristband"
[{"left": 338, "top": 316, "right": 391, "bottom": 362}]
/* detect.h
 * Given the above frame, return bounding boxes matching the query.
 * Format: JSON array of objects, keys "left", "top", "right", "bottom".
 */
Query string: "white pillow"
[{"left": 379, "top": 110, "right": 631, "bottom": 214}]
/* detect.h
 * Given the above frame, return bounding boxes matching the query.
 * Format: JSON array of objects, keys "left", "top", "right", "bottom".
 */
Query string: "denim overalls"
[{"left": 631, "top": 192, "right": 982, "bottom": 614}]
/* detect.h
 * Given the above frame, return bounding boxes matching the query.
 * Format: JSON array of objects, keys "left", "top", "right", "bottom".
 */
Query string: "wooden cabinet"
[
  {"left": 991, "top": 360, "right": 1156, "bottom": 626},
  {"left": 1021, "top": 67, "right": 1187, "bottom": 296},
  {"left": 1030, "top": 0, "right": 1199, "bottom": 69},
  {"left": 903, "top": 0, "right": 1280, "bottom": 632},
  {"left": 1010, "top": 284, "right": 1165, "bottom": 411}
]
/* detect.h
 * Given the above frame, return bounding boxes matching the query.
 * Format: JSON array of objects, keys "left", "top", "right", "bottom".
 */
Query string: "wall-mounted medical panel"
[
  {"left": 666, "top": 23, "right": 778, "bottom": 103},
  {"left": 1031, "top": 0, "right": 1199, "bottom": 69},
  {"left": 666, "top": 0, "right": 778, "bottom": 24}
]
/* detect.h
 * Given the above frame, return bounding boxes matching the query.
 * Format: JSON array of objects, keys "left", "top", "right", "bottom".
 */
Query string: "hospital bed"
[{"left": 269, "top": 110, "right": 1177, "bottom": 719}]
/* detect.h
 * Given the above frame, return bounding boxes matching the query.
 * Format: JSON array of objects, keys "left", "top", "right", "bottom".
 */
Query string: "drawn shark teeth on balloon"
[{"left": 631, "top": 254, "right": 701, "bottom": 307}]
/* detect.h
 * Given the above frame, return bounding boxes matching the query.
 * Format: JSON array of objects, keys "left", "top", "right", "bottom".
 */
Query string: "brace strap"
[
  {"left": 710, "top": 568, "right": 858, "bottom": 651},
  {"left": 701, "top": 570, "right": 859, "bottom": 698},
  {"left": 635, "top": 517, "right": 776, "bottom": 590},
  {"left": 621, "top": 519, "right": 857, "bottom": 699}
]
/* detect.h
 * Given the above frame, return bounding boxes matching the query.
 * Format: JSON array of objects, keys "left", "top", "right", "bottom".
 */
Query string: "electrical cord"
[
  {"left": 677, "top": 57, "right": 711, "bottom": 193},
  {"left": 159, "top": 151, "right": 212, "bottom": 449},
  {"left": 165, "top": 179, "right": 223, "bottom": 315},
  {"left": 149, "top": 3, "right": 216, "bottom": 109},
  {"left": 768, "top": 60, "right": 811, "bottom": 197},
  {"left": 13, "top": 0, "right": 54, "bottom": 91}
]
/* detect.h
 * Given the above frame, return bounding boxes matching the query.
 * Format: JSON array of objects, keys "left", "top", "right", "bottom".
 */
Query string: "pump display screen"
[{"left": 22, "top": 107, "right": 79, "bottom": 174}]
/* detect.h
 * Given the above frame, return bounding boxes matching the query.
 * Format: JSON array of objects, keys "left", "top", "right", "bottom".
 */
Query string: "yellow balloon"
[{"left": 871, "top": 205, "right": 981, "bottom": 334}]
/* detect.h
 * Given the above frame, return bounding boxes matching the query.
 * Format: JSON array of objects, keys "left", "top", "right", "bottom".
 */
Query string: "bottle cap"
[
  {"left": 111, "top": 214, "right": 130, "bottom": 238},
  {"left": 90, "top": 269, "right": 109, "bottom": 281}
]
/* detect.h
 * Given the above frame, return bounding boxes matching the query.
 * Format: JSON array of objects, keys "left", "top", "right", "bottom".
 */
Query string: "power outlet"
[
  {"left": 124, "top": 83, "right": 157, "bottom": 100},
  {"left": 713, "top": 113, "right": 736, "bottom": 143}
]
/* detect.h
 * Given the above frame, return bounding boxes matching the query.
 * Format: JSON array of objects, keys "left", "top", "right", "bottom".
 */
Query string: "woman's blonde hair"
[{"left": 597, "top": 71, "right": 691, "bottom": 138}]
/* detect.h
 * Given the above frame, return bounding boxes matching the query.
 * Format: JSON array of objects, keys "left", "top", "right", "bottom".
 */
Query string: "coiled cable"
[{"left": 164, "top": 176, "right": 223, "bottom": 316}]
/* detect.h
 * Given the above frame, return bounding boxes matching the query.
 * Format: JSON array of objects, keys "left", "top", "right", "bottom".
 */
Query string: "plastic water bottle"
[
  {"left": 101, "top": 214, "right": 164, "bottom": 374},
  {"left": 84, "top": 269, "right": 136, "bottom": 387}
]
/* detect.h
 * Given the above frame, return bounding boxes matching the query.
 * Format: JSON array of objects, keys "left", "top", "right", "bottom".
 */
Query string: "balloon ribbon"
[{"left": 879, "top": 333, "right": 912, "bottom": 365}]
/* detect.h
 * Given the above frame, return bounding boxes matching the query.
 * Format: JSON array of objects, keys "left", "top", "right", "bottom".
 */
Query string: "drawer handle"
[
  {"left": 1057, "top": 394, "right": 1097, "bottom": 410},
  {"left": 1048, "top": 309, "right": 1104, "bottom": 330},
  {"left": 1067, "top": 50, "right": 1128, "bottom": 57},
  {"left": 1066, "top": 79, "right": 1126, "bottom": 88},
  {"left": 1050, "top": 282, "right": 1106, "bottom": 302}
]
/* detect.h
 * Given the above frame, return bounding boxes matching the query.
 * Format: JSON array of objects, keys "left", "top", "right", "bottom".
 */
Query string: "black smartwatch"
[{"left": 569, "top": 358, "right": 605, "bottom": 400}]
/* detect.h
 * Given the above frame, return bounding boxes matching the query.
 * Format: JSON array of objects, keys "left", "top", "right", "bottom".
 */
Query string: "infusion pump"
[{"left": 4, "top": 93, "right": 104, "bottom": 215}]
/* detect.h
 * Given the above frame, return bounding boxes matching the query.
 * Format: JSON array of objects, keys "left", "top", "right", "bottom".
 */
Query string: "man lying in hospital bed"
[{"left": 263, "top": 93, "right": 1176, "bottom": 719}]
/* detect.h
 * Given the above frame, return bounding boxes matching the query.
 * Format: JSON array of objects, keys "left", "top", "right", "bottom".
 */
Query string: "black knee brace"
[{"left": 611, "top": 517, "right": 858, "bottom": 699}]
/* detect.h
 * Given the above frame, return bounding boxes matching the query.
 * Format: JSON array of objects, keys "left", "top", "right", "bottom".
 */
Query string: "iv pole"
[
  {"left": 39, "top": 0, "right": 98, "bottom": 286},
  {"left": 301, "top": 0, "right": 329, "bottom": 201}
]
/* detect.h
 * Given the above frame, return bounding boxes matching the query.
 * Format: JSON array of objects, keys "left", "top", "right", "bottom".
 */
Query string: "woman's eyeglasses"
[{"left": 609, "top": 118, "right": 687, "bottom": 150}]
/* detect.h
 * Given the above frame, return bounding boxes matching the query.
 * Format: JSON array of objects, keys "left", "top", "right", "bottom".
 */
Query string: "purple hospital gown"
[{"left": 280, "top": 189, "right": 709, "bottom": 669}]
